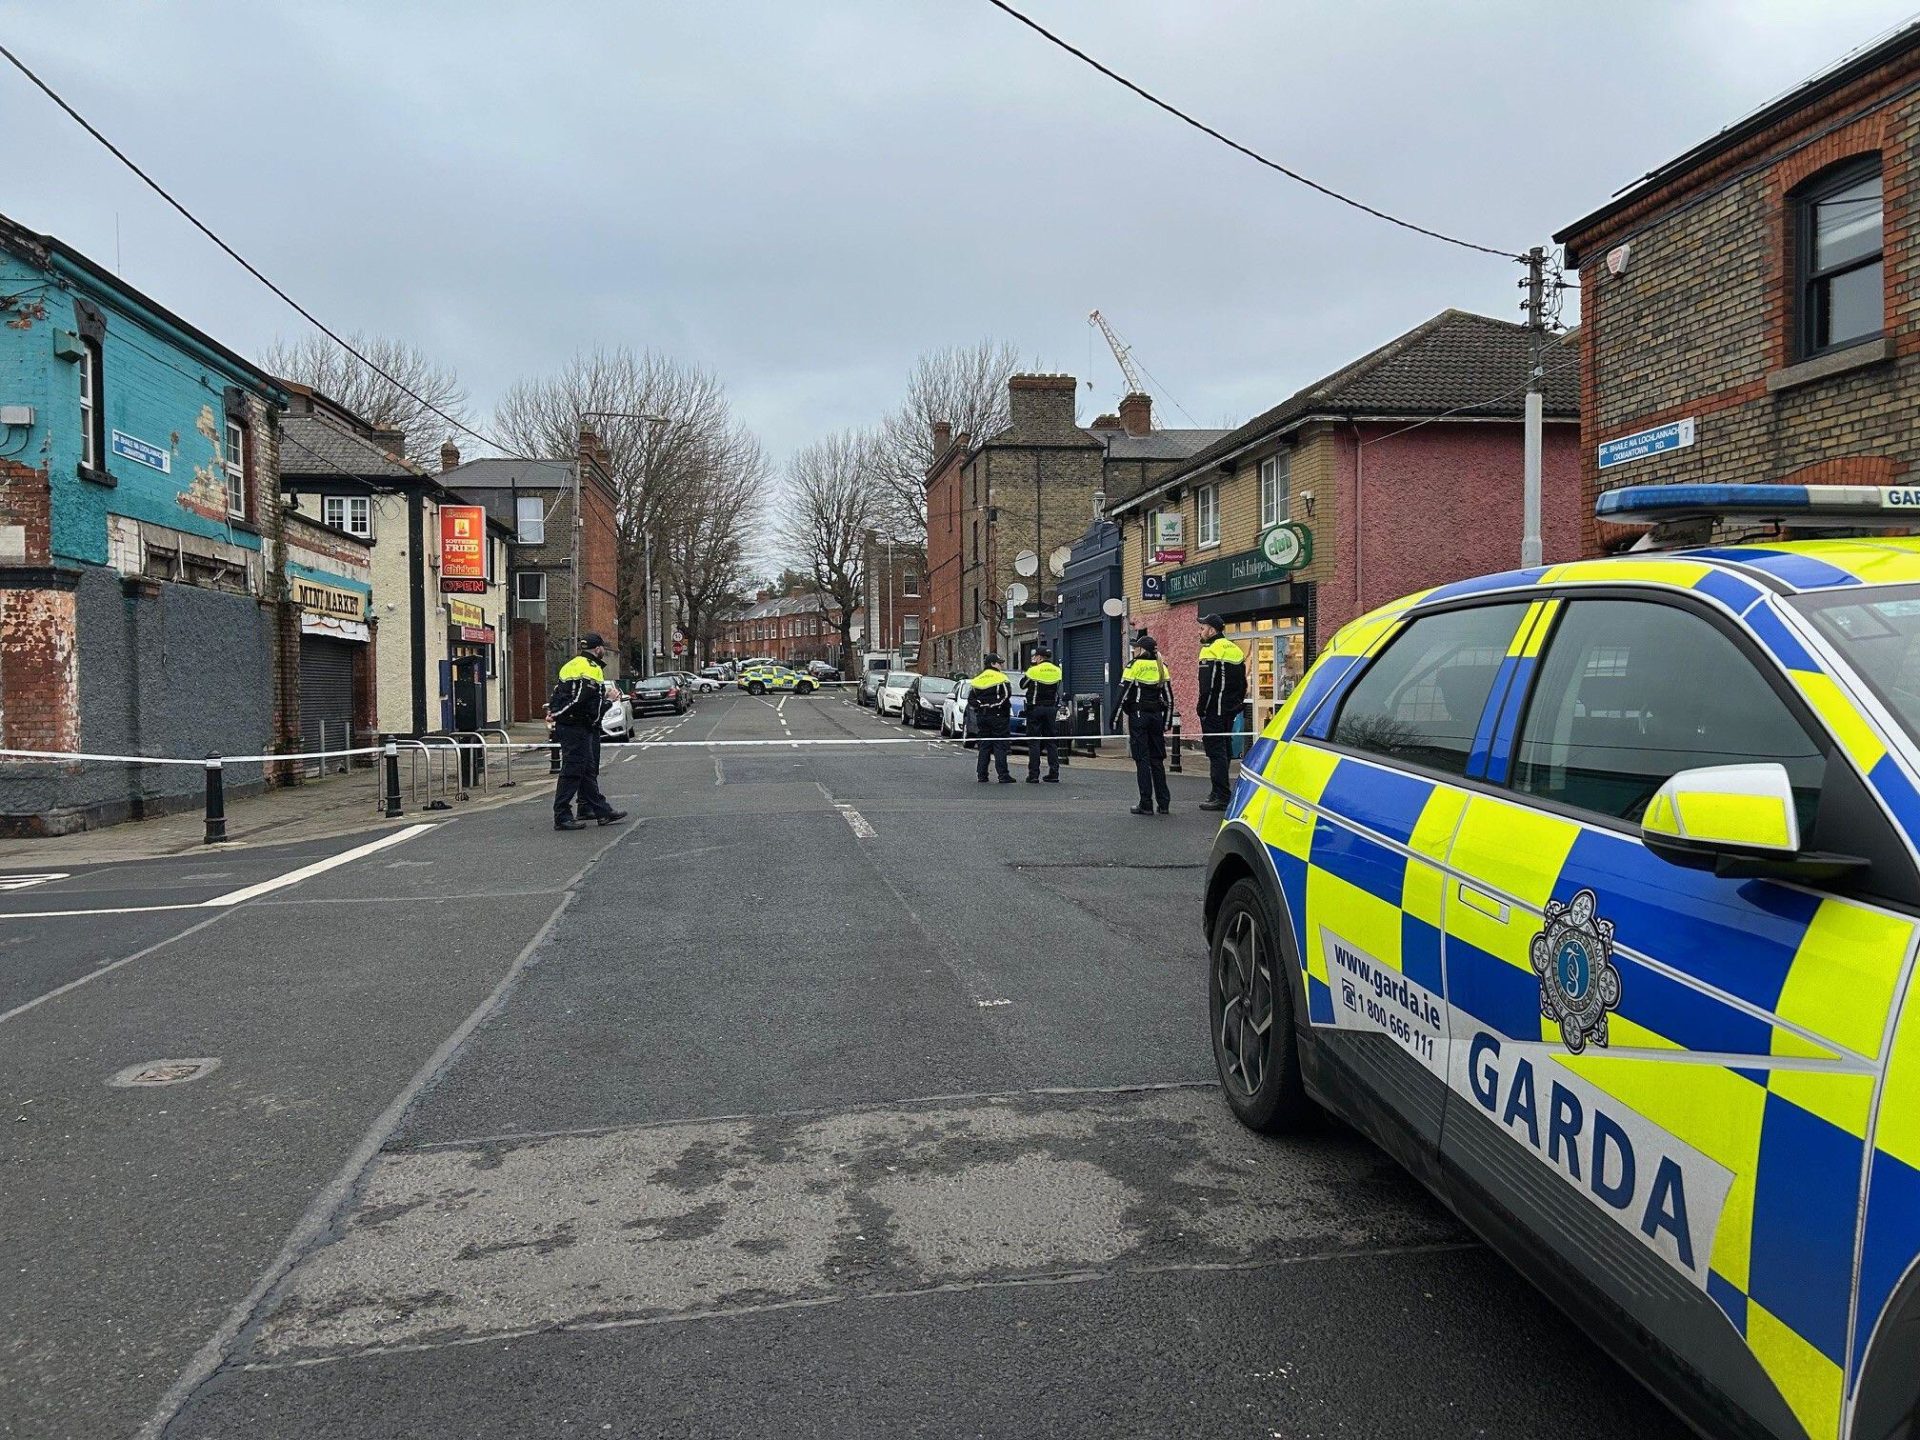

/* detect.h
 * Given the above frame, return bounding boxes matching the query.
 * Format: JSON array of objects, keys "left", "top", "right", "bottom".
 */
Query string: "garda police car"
[
  {"left": 1205, "top": 485, "right": 1920, "bottom": 1440},
  {"left": 736, "top": 664, "right": 817, "bottom": 696}
]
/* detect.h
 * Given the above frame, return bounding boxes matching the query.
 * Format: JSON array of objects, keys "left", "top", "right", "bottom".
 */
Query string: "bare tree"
[
  {"left": 782, "top": 431, "right": 887, "bottom": 668},
  {"left": 494, "top": 349, "right": 762, "bottom": 671},
  {"left": 658, "top": 433, "right": 769, "bottom": 666},
  {"left": 260, "top": 331, "right": 471, "bottom": 469},
  {"left": 872, "top": 339, "right": 1022, "bottom": 538}
]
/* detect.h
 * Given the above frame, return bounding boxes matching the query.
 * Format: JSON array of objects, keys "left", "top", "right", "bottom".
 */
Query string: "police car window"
[
  {"left": 1795, "top": 584, "right": 1920, "bottom": 746},
  {"left": 1330, "top": 604, "right": 1528, "bottom": 776},
  {"left": 1512, "top": 599, "right": 1824, "bottom": 824}
]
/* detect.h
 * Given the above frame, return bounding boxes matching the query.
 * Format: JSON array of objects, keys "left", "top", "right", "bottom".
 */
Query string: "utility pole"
[{"left": 1520, "top": 245, "right": 1546, "bottom": 569}]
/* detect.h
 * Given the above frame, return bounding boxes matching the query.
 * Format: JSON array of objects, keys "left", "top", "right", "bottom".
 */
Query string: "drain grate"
[{"left": 108, "top": 1058, "right": 222, "bottom": 1088}]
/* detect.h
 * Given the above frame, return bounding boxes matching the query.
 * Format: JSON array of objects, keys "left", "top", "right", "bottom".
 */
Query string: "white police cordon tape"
[{"left": 0, "top": 734, "right": 1163, "bottom": 763}]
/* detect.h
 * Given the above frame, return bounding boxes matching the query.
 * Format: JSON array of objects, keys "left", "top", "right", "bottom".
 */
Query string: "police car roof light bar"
[{"left": 1596, "top": 483, "right": 1920, "bottom": 530}]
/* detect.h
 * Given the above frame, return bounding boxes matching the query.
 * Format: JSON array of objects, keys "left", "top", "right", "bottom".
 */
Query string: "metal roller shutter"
[
  {"left": 299, "top": 636, "right": 357, "bottom": 772},
  {"left": 1064, "top": 622, "right": 1104, "bottom": 696}
]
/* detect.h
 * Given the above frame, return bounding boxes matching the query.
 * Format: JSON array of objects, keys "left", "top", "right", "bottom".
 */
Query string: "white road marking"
[
  {"left": 3, "top": 826, "right": 440, "bottom": 921},
  {"left": 0, "top": 872, "right": 68, "bottom": 891},
  {"left": 202, "top": 826, "right": 438, "bottom": 907},
  {"left": 712, "top": 756, "right": 725, "bottom": 786},
  {"left": 835, "top": 804, "right": 876, "bottom": 839},
  {"left": 976, "top": 998, "right": 1013, "bottom": 1008}
]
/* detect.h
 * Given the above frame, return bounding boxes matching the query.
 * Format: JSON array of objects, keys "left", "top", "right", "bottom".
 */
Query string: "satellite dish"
[
  {"left": 1048, "top": 545, "right": 1071, "bottom": 577},
  {"left": 1014, "top": 550, "right": 1039, "bottom": 577},
  {"left": 1101, "top": 597, "right": 1125, "bottom": 618},
  {"left": 1007, "top": 582, "right": 1030, "bottom": 606}
]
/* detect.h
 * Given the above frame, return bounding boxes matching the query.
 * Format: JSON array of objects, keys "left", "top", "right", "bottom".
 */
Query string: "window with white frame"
[
  {"left": 515, "top": 569, "right": 548, "bottom": 620},
  {"left": 78, "top": 340, "right": 101, "bottom": 472},
  {"left": 903, "top": 569, "right": 920, "bottom": 597},
  {"left": 323, "top": 495, "right": 372, "bottom": 538},
  {"left": 1196, "top": 485, "right": 1220, "bottom": 548},
  {"left": 515, "top": 495, "right": 545, "bottom": 544},
  {"left": 902, "top": 614, "right": 921, "bottom": 644},
  {"left": 1259, "top": 452, "right": 1290, "bottom": 529},
  {"left": 223, "top": 420, "right": 248, "bottom": 519},
  {"left": 1145, "top": 508, "right": 1161, "bottom": 562}
]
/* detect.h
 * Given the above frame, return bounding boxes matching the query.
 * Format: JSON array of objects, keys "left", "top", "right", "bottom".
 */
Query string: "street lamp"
[{"left": 580, "top": 410, "right": 668, "bottom": 676}]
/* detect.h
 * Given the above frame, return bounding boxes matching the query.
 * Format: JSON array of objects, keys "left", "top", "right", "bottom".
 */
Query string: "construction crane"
[{"left": 1087, "top": 310, "right": 1146, "bottom": 397}]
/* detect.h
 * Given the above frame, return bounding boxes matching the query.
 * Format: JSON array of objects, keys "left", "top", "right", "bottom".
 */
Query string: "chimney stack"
[
  {"left": 754, "top": 589, "right": 770, "bottom": 603},
  {"left": 1006, "top": 373, "right": 1080, "bottom": 436},
  {"left": 1089, "top": 413, "right": 1122, "bottom": 432},
  {"left": 1118, "top": 392, "right": 1152, "bottom": 437},
  {"left": 932, "top": 420, "right": 952, "bottom": 455},
  {"left": 371, "top": 423, "right": 407, "bottom": 455},
  {"left": 440, "top": 439, "right": 461, "bottom": 473}
]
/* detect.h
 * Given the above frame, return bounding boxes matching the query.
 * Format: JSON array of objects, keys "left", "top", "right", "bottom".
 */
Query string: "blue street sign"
[
  {"left": 111, "top": 430, "right": 171, "bottom": 474},
  {"left": 1143, "top": 572, "right": 1164, "bottom": 601},
  {"left": 1597, "top": 417, "right": 1695, "bottom": 471}
]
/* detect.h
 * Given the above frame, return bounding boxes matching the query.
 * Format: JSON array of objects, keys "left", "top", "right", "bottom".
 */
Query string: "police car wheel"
[
  {"left": 748, "top": 682, "right": 765, "bottom": 695},
  {"left": 1210, "top": 878, "right": 1310, "bottom": 1133}
]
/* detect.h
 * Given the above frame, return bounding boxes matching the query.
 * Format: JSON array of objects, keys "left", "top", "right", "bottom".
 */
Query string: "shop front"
[
  {"left": 1161, "top": 540, "right": 1315, "bottom": 735},
  {"left": 1041, "top": 520, "right": 1125, "bottom": 717},
  {"left": 446, "top": 597, "right": 497, "bottom": 732},
  {"left": 290, "top": 571, "right": 373, "bottom": 772}
]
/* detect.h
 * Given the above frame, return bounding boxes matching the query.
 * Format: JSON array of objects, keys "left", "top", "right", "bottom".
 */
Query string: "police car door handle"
[
  {"left": 1281, "top": 799, "right": 1309, "bottom": 823},
  {"left": 1456, "top": 882, "right": 1510, "bottom": 924}
]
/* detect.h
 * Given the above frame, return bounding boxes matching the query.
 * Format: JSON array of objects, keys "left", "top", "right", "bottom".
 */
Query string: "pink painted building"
[{"left": 1111, "top": 311, "right": 1582, "bottom": 729}]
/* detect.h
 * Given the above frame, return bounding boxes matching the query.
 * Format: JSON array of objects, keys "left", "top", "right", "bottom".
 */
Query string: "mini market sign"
[{"left": 1164, "top": 526, "right": 1311, "bottom": 603}]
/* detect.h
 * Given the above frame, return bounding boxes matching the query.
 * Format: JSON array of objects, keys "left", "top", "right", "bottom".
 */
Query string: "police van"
[{"left": 1205, "top": 486, "right": 1920, "bottom": 1440}]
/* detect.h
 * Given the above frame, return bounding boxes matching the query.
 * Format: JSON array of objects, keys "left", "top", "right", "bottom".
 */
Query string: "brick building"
[
  {"left": 923, "top": 376, "right": 1224, "bottom": 678},
  {"left": 862, "top": 530, "right": 926, "bottom": 663},
  {"left": 718, "top": 588, "right": 845, "bottom": 667},
  {"left": 1111, "top": 310, "right": 1581, "bottom": 728},
  {"left": 279, "top": 388, "right": 513, "bottom": 737},
  {"left": 0, "top": 212, "right": 287, "bottom": 833},
  {"left": 1556, "top": 22, "right": 1920, "bottom": 550},
  {"left": 442, "top": 429, "right": 621, "bottom": 720}
]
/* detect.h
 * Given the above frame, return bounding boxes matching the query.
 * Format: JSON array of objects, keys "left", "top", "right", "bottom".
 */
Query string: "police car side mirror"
[{"left": 1642, "top": 763, "right": 1868, "bottom": 883}]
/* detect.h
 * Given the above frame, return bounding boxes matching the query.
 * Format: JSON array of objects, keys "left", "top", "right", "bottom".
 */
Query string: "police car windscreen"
[{"left": 1795, "top": 585, "right": 1920, "bottom": 743}]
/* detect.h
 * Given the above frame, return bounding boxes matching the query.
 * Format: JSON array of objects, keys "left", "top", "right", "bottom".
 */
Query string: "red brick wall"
[
  {"left": 0, "top": 460, "right": 51, "bottom": 565},
  {"left": 1562, "top": 46, "right": 1920, "bottom": 554},
  {"left": 581, "top": 464, "right": 621, "bottom": 665},
  {"left": 0, "top": 584, "right": 78, "bottom": 754},
  {"left": 924, "top": 443, "right": 966, "bottom": 670}
]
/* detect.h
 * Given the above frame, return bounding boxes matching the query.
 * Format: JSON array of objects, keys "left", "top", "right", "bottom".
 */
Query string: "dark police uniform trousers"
[
  {"left": 1129, "top": 716, "right": 1170, "bottom": 810},
  {"left": 1025, "top": 711, "right": 1060, "bottom": 780},
  {"left": 554, "top": 723, "right": 614, "bottom": 821},
  {"left": 974, "top": 712, "right": 1012, "bottom": 780},
  {"left": 1200, "top": 714, "right": 1234, "bottom": 802}
]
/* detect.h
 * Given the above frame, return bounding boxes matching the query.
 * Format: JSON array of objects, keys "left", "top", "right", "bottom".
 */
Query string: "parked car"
[
  {"left": 630, "top": 676, "right": 688, "bottom": 716},
  {"left": 940, "top": 679, "right": 972, "bottom": 738},
  {"left": 699, "top": 664, "right": 728, "bottom": 682},
  {"left": 681, "top": 670, "right": 721, "bottom": 694},
  {"left": 875, "top": 670, "right": 915, "bottom": 717},
  {"left": 807, "top": 660, "right": 843, "bottom": 681},
  {"left": 858, "top": 670, "right": 884, "bottom": 707},
  {"left": 599, "top": 685, "right": 635, "bottom": 741},
  {"left": 1203, "top": 482, "right": 1920, "bottom": 1440},
  {"left": 899, "top": 675, "right": 955, "bottom": 728}
]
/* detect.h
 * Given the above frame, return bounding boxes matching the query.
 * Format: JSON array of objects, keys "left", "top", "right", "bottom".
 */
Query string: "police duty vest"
[{"left": 1023, "top": 661, "right": 1063, "bottom": 709}]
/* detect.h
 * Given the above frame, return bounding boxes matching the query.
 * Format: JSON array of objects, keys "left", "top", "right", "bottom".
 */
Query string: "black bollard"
[
  {"left": 1168, "top": 714, "right": 1183, "bottom": 773},
  {"left": 203, "top": 754, "right": 227, "bottom": 844},
  {"left": 382, "top": 736, "right": 402, "bottom": 818}
]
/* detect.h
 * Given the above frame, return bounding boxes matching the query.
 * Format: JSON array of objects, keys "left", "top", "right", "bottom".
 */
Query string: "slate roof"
[
  {"left": 279, "top": 413, "right": 420, "bottom": 481},
  {"left": 1110, "top": 310, "right": 1579, "bottom": 514},
  {"left": 1091, "top": 428, "right": 1233, "bottom": 462},
  {"left": 729, "top": 592, "right": 843, "bottom": 622},
  {"left": 439, "top": 457, "right": 577, "bottom": 490}
]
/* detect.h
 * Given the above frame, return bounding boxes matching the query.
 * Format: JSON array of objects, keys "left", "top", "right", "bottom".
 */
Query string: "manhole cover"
[{"left": 108, "top": 1058, "right": 222, "bottom": 1088}]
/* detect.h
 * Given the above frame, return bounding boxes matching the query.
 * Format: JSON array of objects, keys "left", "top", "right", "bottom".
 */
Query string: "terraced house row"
[{"left": 0, "top": 212, "right": 617, "bottom": 834}]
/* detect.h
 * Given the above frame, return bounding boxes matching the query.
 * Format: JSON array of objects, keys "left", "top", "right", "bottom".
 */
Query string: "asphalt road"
[{"left": 1, "top": 688, "right": 1690, "bottom": 1439}]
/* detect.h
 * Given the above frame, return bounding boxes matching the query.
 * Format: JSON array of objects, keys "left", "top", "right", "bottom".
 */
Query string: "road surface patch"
[{"left": 240, "top": 1086, "right": 1461, "bottom": 1365}]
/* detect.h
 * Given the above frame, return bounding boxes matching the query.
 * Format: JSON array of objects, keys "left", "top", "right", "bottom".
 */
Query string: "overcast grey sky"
[{"left": 5, "top": 0, "right": 1914, "bottom": 470}]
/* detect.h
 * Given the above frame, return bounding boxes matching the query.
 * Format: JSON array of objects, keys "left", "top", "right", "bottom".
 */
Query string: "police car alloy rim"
[{"left": 1215, "top": 907, "right": 1272, "bottom": 1098}]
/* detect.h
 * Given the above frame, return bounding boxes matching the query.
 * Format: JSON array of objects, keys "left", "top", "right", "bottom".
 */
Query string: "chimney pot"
[
  {"left": 1118, "top": 392, "right": 1152, "bottom": 437},
  {"left": 440, "top": 439, "right": 461, "bottom": 473}
]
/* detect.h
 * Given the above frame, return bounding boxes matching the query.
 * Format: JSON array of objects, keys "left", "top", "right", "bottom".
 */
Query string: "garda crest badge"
[{"left": 1530, "top": 889, "right": 1620, "bottom": 1053}]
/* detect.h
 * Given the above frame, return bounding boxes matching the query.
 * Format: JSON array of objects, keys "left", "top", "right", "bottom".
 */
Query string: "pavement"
[{"left": 0, "top": 688, "right": 1690, "bottom": 1439}]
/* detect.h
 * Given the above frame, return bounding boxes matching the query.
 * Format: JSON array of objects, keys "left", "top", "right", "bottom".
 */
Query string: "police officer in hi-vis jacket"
[
  {"left": 967, "top": 653, "right": 1016, "bottom": 784},
  {"left": 547, "top": 633, "right": 628, "bottom": 832},
  {"left": 1115, "top": 633, "right": 1174, "bottom": 815},
  {"left": 1196, "top": 613, "right": 1248, "bottom": 811},
  {"left": 1021, "top": 643, "right": 1064, "bottom": 783}
]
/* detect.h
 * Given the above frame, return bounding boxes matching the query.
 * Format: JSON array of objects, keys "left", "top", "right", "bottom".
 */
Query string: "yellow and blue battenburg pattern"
[{"left": 1227, "top": 537, "right": 1920, "bottom": 1440}]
